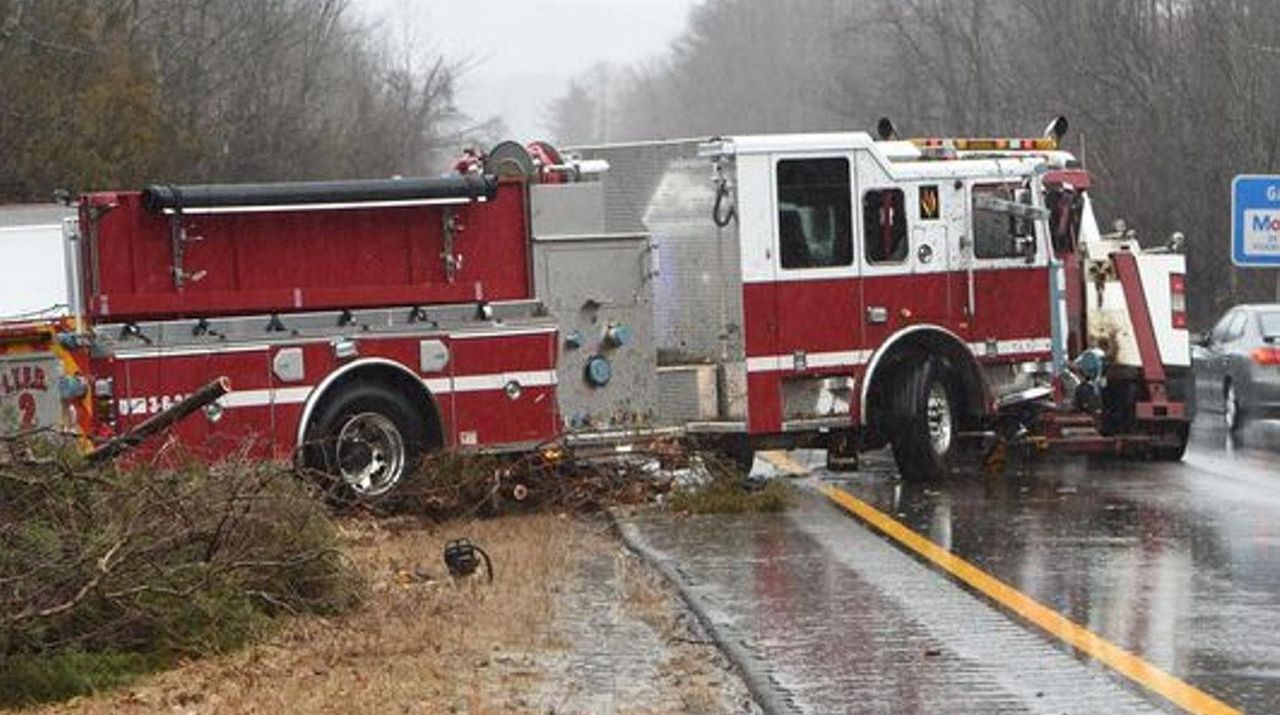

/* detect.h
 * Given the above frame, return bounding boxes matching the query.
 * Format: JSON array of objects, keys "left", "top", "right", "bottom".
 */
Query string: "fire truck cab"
[
  {"left": 0, "top": 121, "right": 1191, "bottom": 495},
  {"left": 577, "top": 123, "right": 1191, "bottom": 477}
]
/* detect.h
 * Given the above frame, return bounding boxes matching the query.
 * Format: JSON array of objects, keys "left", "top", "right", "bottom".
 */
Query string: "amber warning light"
[{"left": 911, "top": 137, "right": 1059, "bottom": 152}]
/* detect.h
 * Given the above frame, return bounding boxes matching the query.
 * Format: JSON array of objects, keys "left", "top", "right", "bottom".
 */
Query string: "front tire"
[
  {"left": 889, "top": 358, "right": 957, "bottom": 482},
  {"left": 305, "top": 382, "right": 431, "bottom": 501}
]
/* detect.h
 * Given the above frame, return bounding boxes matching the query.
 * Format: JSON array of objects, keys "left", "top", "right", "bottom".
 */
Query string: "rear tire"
[
  {"left": 889, "top": 358, "right": 957, "bottom": 482},
  {"left": 304, "top": 382, "right": 432, "bottom": 501}
]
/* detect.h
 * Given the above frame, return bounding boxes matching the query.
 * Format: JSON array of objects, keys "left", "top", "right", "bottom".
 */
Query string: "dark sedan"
[{"left": 1194, "top": 304, "right": 1280, "bottom": 431}]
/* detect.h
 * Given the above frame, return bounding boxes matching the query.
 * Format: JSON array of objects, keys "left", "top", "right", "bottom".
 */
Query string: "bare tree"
[
  {"left": 0, "top": 0, "right": 465, "bottom": 200},
  {"left": 544, "top": 64, "right": 612, "bottom": 146}
]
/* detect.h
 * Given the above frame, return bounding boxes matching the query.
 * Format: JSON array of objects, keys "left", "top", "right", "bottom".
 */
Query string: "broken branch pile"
[
  {"left": 360, "top": 438, "right": 698, "bottom": 517},
  {"left": 0, "top": 438, "right": 363, "bottom": 707}
]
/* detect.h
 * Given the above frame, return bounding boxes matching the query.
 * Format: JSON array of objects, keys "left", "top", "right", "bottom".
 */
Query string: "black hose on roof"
[{"left": 141, "top": 175, "right": 498, "bottom": 213}]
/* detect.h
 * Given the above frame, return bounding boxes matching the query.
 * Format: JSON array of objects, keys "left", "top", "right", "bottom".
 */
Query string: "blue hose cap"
[{"left": 584, "top": 354, "right": 612, "bottom": 387}]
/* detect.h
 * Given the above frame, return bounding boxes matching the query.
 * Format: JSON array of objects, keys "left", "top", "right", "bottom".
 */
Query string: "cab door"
[
  {"left": 855, "top": 155, "right": 959, "bottom": 350},
  {"left": 964, "top": 177, "right": 1053, "bottom": 359},
  {"left": 907, "top": 181, "right": 956, "bottom": 326}
]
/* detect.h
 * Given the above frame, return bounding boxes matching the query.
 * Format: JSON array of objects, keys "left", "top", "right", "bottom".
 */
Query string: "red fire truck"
[{"left": 0, "top": 121, "right": 1191, "bottom": 497}]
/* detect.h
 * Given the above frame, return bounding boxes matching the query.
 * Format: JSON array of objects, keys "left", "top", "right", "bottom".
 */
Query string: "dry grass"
[
  {"left": 620, "top": 552, "right": 676, "bottom": 636},
  {"left": 661, "top": 651, "right": 724, "bottom": 714},
  {"left": 34, "top": 513, "right": 583, "bottom": 715}
]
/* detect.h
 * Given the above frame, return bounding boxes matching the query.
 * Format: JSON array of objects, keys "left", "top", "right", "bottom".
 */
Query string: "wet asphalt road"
[
  {"left": 625, "top": 497, "right": 1163, "bottom": 714},
  {"left": 623, "top": 415, "right": 1280, "bottom": 714},
  {"left": 829, "top": 415, "right": 1280, "bottom": 713}
]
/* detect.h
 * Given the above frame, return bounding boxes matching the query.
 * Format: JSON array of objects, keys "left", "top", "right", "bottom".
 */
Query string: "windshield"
[{"left": 1259, "top": 311, "right": 1280, "bottom": 338}]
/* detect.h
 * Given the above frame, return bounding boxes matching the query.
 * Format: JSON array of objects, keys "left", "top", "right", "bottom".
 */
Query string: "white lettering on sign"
[
  {"left": 118, "top": 394, "right": 188, "bottom": 417},
  {"left": 1267, "top": 186, "right": 1280, "bottom": 202},
  {"left": 1243, "top": 210, "right": 1280, "bottom": 258}
]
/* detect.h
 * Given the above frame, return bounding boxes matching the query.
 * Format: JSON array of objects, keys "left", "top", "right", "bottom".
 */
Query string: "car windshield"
[{"left": 1259, "top": 311, "right": 1280, "bottom": 339}]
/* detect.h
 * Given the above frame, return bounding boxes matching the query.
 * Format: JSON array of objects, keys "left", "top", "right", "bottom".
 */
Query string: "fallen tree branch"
[
  {"left": 4, "top": 533, "right": 131, "bottom": 624},
  {"left": 86, "top": 377, "right": 231, "bottom": 464}
]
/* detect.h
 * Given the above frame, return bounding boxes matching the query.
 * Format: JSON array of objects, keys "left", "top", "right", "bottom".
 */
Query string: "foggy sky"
[{"left": 353, "top": 0, "right": 698, "bottom": 141}]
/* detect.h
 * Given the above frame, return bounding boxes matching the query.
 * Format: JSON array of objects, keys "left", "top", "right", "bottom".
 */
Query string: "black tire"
[
  {"left": 304, "top": 382, "right": 432, "bottom": 501},
  {"left": 889, "top": 358, "right": 957, "bottom": 482},
  {"left": 1151, "top": 421, "right": 1190, "bottom": 462}
]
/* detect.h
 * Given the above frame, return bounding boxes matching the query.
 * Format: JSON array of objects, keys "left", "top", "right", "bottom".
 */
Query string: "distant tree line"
[
  {"left": 547, "top": 0, "right": 1280, "bottom": 325},
  {"left": 0, "top": 0, "right": 491, "bottom": 202}
]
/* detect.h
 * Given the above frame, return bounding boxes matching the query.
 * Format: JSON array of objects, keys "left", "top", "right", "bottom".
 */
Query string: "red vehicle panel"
[{"left": 84, "top": 182, "right": 530, "bottom": 322}]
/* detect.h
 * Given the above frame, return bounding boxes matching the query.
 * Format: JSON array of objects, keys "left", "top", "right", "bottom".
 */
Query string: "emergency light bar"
[{"left": 911, "top": 137, "right": 1059, "bottom": 152}]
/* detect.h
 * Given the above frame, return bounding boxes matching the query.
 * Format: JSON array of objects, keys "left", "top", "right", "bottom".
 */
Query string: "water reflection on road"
[{"left": 831, "top": 417, "right": 1280, "bottom": 713}]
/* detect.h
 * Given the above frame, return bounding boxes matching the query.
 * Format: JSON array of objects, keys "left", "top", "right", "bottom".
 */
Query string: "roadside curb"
[{"left": 608, "top": 509, "right": 792, "bottom": 715}]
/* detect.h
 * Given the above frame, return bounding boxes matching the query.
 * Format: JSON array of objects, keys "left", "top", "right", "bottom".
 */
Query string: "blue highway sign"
[{"left": 1232, "top": 175, "right": 1280, "bottom": 267}]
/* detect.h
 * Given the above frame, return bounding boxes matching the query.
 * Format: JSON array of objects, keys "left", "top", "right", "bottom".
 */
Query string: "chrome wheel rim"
[
  {"left": 335, "top": 412, "right": 405, "bottom": 497},
  {"left": 926, "top": 382, "right": 953, "bottom": 455},
  {"left": 1225, "top": 385, "right": 1238, "bottom": 429}
]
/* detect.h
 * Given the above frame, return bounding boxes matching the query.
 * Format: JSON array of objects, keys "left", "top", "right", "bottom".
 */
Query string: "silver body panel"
[
  {"left": 530, "top": 183, "right": 605, "bottom": 237},
  {"left": 572, "top": 141, "right": 745, "bottom": 365},
  {"left": 530, "top": 181, "right": 658, "bottom": 432},
  {"left": 572, "top": 141, "right": 747, "bottom": 427},
  {"left": 656, "top": 365, "right": 718, "bottom": 423}
]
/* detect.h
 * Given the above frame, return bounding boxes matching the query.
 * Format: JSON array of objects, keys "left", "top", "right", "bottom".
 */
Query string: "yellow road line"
[
  {"left": 819, "top": 484, "right": 1241, "bottom": 715},
  {"left": 757, "top": 450, "right": 810, "bottom": 476}
]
